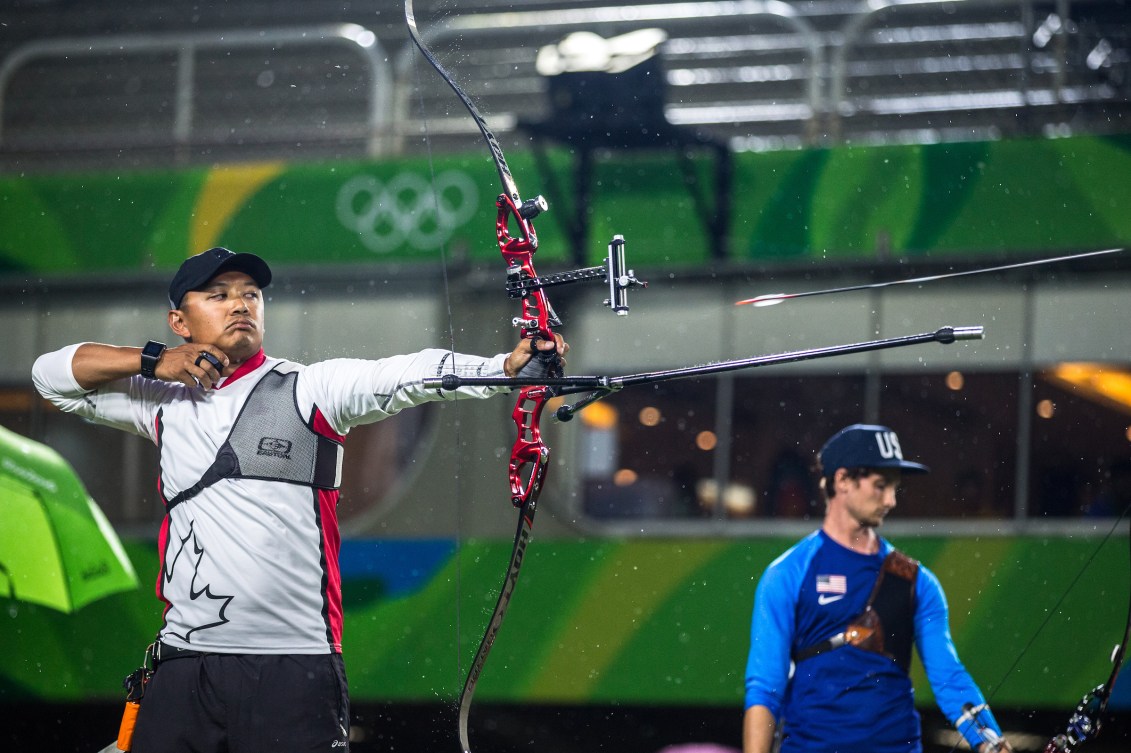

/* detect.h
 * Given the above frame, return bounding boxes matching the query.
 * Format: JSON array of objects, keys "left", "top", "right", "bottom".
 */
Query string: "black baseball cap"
[
  {"left": 168, "top": 247, "right": 272, "bottom": 309},
  {"left": 818, "top": 424, "right": 930, "bottom": 475}
]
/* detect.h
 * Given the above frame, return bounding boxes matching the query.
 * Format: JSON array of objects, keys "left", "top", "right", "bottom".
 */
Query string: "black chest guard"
[{"left": 862, "top": 549, "right": 919, "bottom": 672}]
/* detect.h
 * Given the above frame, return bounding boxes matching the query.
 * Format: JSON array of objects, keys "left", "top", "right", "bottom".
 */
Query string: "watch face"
[{"left": 141, "top": 341, "right": 165, "bottom": 377}]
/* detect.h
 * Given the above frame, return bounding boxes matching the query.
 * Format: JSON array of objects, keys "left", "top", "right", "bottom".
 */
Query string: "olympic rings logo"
[{"left": 335, "top": 170, "right": 480, "bottom": 254}]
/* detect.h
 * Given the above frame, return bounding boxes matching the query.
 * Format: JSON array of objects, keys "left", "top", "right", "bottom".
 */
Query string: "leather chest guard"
[
  {"left": 794, "top": 549, "right": 919, "bottom": 673},
  {"left": 854, "top": 549, "right": 919, "bottom": 672}
]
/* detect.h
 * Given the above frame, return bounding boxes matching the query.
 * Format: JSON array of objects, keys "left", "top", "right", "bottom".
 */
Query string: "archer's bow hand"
[{"left": 504, "top": 334, "right": 568, "bottom": 378}]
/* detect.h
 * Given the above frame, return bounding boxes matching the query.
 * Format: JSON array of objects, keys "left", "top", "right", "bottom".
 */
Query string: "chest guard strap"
[
  {"left": 164, "top": 369, "right": 343, "bottom": 511},
  {"left": 793, "top": 549, "right": 919, "bottom": 672}
]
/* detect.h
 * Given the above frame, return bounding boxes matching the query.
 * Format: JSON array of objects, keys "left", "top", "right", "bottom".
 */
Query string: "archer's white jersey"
[{"left": 33, "top": 346, "right": 507, "bottom": 654}]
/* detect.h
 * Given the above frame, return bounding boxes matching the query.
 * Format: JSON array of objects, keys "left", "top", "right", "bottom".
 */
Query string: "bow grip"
[
  {"left": 508, "top": 386, "right": 552, "bottom": 508},
  {"left": 515, "top": 338, "right": 564, "bottom": 382},
  {"left": 508, "top": 439, "right": 549, "bottom": 508}
]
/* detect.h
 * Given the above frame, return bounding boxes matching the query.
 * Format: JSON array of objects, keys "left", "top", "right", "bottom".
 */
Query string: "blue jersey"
[{"left": 744, "top": 530, "right": 1002, "bottom": 752}]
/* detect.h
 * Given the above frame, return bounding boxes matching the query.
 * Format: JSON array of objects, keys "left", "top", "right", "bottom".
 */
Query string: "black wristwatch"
[{"left": 140, "top": 340, "right": 166, "bottom": 379}]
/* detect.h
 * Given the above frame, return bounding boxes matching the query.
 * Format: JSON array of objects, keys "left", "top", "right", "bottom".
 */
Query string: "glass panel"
[
  {"left": 730, "top": 374, "right": 868, "bottom": 520},
  {"left": 579, "top": 379, "right": 717, "bottom": 519},
  {"left": 577, "top": 370, "right": 1027, "bottom": 523},
  {"left": 879, "top": 371, "right": 1020, "bottom": 519},
  {"left": 336, "top": 408, "right": 436, "bottom": 527},
  {"left": 1029, "top": 365, "right": 1131, "bottom": 519},
  {"left": 35, "top": 408, "right": 163, "bottom": 525},
  {"left": 0, "top": 389, "right": 37, "bottom": 439}
]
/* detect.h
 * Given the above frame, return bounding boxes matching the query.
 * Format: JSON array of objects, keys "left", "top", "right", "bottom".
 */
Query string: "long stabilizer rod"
[{"left": 423, "top": 325, "right": 984, "bottom": 415}]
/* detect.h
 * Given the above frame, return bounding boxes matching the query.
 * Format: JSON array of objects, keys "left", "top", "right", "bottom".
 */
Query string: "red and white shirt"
[{"left": 33, "top": 345, "right": 507, "bottom": 654}]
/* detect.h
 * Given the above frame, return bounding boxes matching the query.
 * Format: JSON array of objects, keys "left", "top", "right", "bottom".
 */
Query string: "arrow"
[{"left": 736, "top": 248, "right": 1125, "bottom": 307}]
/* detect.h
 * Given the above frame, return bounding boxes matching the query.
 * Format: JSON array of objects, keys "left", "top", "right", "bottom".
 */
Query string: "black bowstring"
[
  {"left": 407, "top": 18, "right": 466, "bottom": 722},
  {"left": 945, "top": 500, "right": 1131, "bottom": 752}
]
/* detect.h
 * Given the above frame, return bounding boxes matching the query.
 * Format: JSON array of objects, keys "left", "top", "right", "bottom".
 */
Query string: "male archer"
[
  {"left": 743, "top": 424, "right": 1013, "bottom": 753},
  {"left": 32, "top": 247, "right": 566, "bottom": 752}
]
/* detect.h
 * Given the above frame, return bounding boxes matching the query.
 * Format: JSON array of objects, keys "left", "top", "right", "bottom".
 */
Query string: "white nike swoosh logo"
[{"left": 817, "top": 594, "right": 844, "bottom": 605}]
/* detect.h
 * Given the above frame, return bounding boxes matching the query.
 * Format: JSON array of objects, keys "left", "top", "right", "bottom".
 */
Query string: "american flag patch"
[{"left": 816, "top": 574, "right": 847, "bottom": 594}]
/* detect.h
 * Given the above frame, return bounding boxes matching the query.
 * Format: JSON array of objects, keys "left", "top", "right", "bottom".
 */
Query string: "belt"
[{"left": 153, "top": 642, "right": 210, "bottom": 664}]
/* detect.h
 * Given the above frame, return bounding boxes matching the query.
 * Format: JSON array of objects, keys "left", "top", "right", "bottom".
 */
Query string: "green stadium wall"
[
  {"left": 1, "top": 535, "right": 1127, "bottom": 710},
  {"left": 1, "top": 134, "right": 1129, "bottom": 274}
]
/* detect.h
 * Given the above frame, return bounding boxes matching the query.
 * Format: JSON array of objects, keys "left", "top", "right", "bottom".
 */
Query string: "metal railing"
[
  {"left": 0, "top": 1, "right": 1126, "bottom": 166},
  {"left": 392, "top": 0, "right": 824, "bottom": 150},
  {"left": 0, "top": 23, "right": 392, "bottom": 157}
]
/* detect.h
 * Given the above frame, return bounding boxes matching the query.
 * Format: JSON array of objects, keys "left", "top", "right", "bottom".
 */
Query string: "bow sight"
[{"left": 505, "top": 234, "right": 647, "bottom": 329}]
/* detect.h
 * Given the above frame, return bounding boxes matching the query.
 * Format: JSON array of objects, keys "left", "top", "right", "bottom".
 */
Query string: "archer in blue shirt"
[{"left": 743, "top": 424, "right": 1013, "bottom": 753}]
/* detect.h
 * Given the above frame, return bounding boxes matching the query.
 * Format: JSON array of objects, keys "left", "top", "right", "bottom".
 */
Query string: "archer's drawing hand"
[
  {"left": 504, "top": 334, "right": 568, "bottom": 378},
  {"left": 158, "top": 343, "right": 230, "bottom": 389}
]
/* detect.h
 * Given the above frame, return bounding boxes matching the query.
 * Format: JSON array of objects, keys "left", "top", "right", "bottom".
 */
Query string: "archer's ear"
[{"left": 168, "top": 309, "right": 191, "bottom": 340}]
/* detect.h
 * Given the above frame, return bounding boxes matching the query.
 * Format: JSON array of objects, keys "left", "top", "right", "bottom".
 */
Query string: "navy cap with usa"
[
  {"left": 168, "top": 247, "right": 273, "bottom": 309},
  {"left": 818, "top": 423, "right": 930, "bottom": 476}
]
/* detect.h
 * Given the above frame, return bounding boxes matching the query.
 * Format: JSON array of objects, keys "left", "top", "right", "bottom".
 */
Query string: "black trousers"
[{"left": 131, "top": 651, "right": 350, "bottom": 753}]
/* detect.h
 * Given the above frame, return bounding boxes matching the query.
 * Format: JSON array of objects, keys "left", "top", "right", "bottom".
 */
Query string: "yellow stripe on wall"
[{"left": 190, "top": 162, "right": 285, "bottom": 254}]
